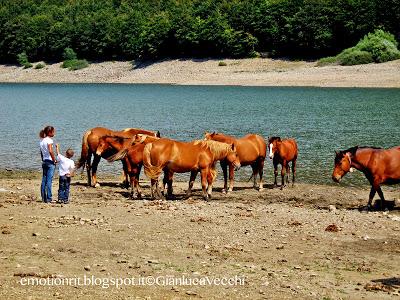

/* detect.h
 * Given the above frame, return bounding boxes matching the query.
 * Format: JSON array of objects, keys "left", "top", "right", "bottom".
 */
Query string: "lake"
[{"left": 0, "top": 83, "right": 399, "bottom": 186}]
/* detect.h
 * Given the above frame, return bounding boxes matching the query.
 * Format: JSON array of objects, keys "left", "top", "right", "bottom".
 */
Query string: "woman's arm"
[{"left": 48, "top": 143, "right": 57, "bottom": 163}]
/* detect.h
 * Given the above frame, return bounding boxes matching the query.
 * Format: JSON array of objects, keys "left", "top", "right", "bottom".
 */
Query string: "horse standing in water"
[
  {"left": 143, "top": 138, "right": 240, "bottom": 201},
  {"left": 268, "top": 137, "right": 298, "bottom": 189},
  {"left": 332, "top": 145, "right": 400, "bottom": 210},
  {"left": 99, "top": 134, "right": 160, "bottom": 199},
  {"left": 204, "top": 132, "right": 266, "bottom": 193},
  {"left": 76, "top": 127, "right": 160, "bottom": 187}
]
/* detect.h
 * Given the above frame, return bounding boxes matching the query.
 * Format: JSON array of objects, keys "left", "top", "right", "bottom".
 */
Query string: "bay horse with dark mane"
[
  {"left": 76, "top": 127, "right": 160, "bottom": 187},
  {"left": 268, "top": 137, "right": 298, "bottom": 189},
  {"left": 332, "top": 145, "right": 400, "bottom": 210},
  {"left": 98, "top": 134, "right": 160, "bottom": 199},
  {"left": 204, "top": 132, "right": 266, "bottom": 193},
  {"left": 143, "top": 138, "right": 241, "bottom": 201}
]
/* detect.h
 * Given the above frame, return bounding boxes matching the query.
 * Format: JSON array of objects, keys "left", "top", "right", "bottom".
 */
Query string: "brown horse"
[
  {"left": 76, "top": 127, "right": 160, "bottom": 187},
  {"left": 332, "top": 145, "right": 400, "bottom": 210},
  {"left": 204, "top": 132, "right": 266, "bottom": 193},
  {"left": 143, "top": 138, "right": 241, "bottom": 201},
  {"left": 102, "top": 134, "right": 160, "bottom": 199},
  {"left": 268, "top": 137, "right": 298, "bottom": 189}
]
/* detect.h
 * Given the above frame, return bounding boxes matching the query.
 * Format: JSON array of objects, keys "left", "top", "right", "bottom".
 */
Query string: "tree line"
[{"left": 0, "top": 0, "right": 399, "bottom": 63}]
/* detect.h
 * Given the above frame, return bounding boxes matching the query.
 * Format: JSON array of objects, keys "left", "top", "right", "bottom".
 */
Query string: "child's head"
[{"left": 66, "top": 149, "right": 74, "bottom": 158}]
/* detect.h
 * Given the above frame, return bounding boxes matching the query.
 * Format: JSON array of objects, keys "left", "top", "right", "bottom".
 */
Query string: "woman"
[{"left": 39, "top": 126, "right": 56, "bottom": 203}]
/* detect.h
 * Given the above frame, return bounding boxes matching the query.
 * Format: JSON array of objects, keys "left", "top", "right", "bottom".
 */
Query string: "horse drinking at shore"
[
  {"left": 76, "top": 127, "right": 160, "bottom": 187},
  {"left": 268, "top": 137, "right": 298, "bottom": 189},
  {"left": 100, "top": 134, "right": 160, "bottom": 199},
  {"left": 204, "top": 132, "right": 266, "bottom": 193},
  {"left": 143, "top": 138, "right": 240, "bottom": 201},
  {"left": 332, "top": 145, "right": 400, "bottom": 210}
]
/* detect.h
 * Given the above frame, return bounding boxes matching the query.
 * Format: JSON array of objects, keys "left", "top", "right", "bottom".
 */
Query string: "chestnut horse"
[
  {"left": 332, "top": 145, "right": 400, "bottom": 210},
  {"left": 100, "top": 134, "right": 160, "bottom": 199},
  {"left": 268, "top": 137, "right": 298, "bottom": 189},
  {"left": 143, "top": 138, "right": 240, "bottom": 201},
  {"left": 76, "top": 127, "right": 160, "bottom": 187},
  {"left": 204, "top": 132, "right": 266, "bottom": 193}
]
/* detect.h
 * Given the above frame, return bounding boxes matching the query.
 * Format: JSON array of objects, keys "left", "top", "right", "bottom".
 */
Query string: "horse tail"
[
  {"left": 76, "top": 129, "right": 91, "bottom": 169},
  {"left": 247, "top": 173, "right": 255, "bottom": 182},
  {"left": 156, "top": 130, "right": 161, "bottom": 137},
  {"left": 143, "top": 143, "right": 162, "bottom": 180},
  {"left": 107, "top": 148, "right": 129, "bottom": 162}
]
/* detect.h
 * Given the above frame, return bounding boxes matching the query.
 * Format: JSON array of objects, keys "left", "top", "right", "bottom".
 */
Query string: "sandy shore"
[
  {"left": 1, "top": 58, "right": 400, "bottom": 87},
  {"left": 0, "top": 170, "right": 399, "bottom": 299}
]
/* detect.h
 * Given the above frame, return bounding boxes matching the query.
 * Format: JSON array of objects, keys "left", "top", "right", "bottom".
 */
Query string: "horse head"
[
  {"left": 268, "top": 136, "right": 281, "bottom": 159},
  {"left": 96, "top": 136, "right": 111, "bottom": 156},
  {"left": 204, "top": 131, "right": 216, "bottom": 140},
  {"left": 332, "top": 150, "right": 354, "bottom": 182},
  {"left": 227, "top": 143, "right": 241, "bottom": 171}
]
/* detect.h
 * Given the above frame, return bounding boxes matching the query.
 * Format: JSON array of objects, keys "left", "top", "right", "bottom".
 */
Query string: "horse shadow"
[
  {"left": 347, "top": 199, "right": 399, "bottom": 212},
  {"left": 371, "top": 277, "right": 400, "bottom": 288}
]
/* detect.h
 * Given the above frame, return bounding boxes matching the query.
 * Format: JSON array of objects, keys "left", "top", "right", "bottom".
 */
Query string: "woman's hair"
[
  {"left": 39, "top": 130, "right": 45, "bottom": 138},
  {"left": 42, "top": 126, "right": 55, "bottom": 137}
]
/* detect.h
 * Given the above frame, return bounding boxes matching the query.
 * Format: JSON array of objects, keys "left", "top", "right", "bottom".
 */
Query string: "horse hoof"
[
  {"left": 259, "top": 187, "right": 264, "bottom": 192},
  {"left": 207, "top": 194, "right": 212, "bottom": 199},
  {"left": 94, "top": 183, "right": 100, "bottom": 188},
  {"left": 221, "top": 189, "right": 227, "bottom": 194}
]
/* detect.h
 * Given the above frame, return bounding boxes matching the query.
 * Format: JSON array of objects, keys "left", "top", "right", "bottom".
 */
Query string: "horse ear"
[
  {"left": 212, "top": 131, "right": 215, "bottom": 135},
  {"left": 334, "top": 150, "right": 339, "bottom": 155},
  {"left": 156, "top": 130, "right": 161, "bottom": 138}
]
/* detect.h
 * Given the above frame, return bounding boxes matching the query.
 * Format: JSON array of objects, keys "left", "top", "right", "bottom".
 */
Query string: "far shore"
[{"left": 1, "top": 58, "right": 400, "bottom": 87}]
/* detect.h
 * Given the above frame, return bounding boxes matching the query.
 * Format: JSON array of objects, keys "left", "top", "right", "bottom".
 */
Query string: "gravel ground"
[{"left": 0, "top": 171, "right": 399, "bottom": 299}]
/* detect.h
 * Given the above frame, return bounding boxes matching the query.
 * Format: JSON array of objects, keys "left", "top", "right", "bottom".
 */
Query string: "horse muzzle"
[
  {"left": 268, "top": 154, "right": 274, "bottom": 159},
  {"left": 234, "top": 163, "right": 241, "bottom": 171},
  {"left": 332, "top": 175, "right": 342, "bottom": 183},
  {"left": 95, "top": 150, "right": 102, "bottom": 156}
]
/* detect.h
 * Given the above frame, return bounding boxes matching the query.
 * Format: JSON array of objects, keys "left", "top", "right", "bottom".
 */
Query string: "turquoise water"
[{"left": 0, "top": 83, "right": 399, "bottom": 186}]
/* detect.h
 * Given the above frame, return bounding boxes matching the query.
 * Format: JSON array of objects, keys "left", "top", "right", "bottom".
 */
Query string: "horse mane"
[
  {"left": 193, "top": 140, "right": 232, "bottom": 158},
  {"left": 135, "top": 134, "right": 159, "bottom": 144},
  {"left": 341, "top": 145, "right": 383, "bottom": 155},
  {"left": 107, "top": 148, "right": 129, "bottom": 162},
  {"left": 103, "top": 135, "right": 132, "bottom": 144},
  {"left": 268, "top": 136, "right": 281, "bottom": 143}
]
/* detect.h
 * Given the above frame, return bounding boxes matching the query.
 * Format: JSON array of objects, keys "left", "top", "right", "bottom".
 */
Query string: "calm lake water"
[{"left": 0, "top": 83, "right": 399, "bottom": 186}]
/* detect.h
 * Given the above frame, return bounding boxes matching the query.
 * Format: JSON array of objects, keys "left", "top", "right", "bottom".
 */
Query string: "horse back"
[{"left": 236, "top": 134, "right": 267, "bottom": 164}]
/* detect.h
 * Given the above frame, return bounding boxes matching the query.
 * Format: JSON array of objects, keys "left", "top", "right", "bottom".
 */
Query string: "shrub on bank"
[
  {"left": 62, "top": 59, "right": 89, "bottom": 71},
  {"left": 318, "top": 29, "right": 400, "bottom": 66},
  {"left": 61, "top": 48, "right": 89, "bottom": 71},
  {"left": 17, "top": 52, "right": 32, "bottom": 69},
  {"left": 34, "top": 62, "right": 46, "bottom": 69}
]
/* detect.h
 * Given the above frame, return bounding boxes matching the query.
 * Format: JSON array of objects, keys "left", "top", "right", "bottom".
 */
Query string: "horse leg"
[
  {"left": 206, "top": 169, "right": 214, "bottom": 199},
  {"left": 286, "top": 164, "right": 290, "bottom": 184},
  {"left": 228, "top": 163, "right": 234, "bottom": 193},
  {"left": 121, "top": 160, "right": 129, "bottom": 189},
  {"left": 273, "top": 161, "right": 278, "bottom": 188},
  {"left": 292, "top": 158, "right": 297, "bottom": 187},
  {"left": 251, "top": 163, "right": 258, "bottom": 190},
  {"left": 129, "top": 173, "right": 136, "bottom": 199},
  {"left": 281, "top": 162, "right": 287, "bottom": 190},
  {"left": 258, "top": 158, "right": 265, "bottom": 191},
  {"left": 86, "top": 152, "right": 92, "bottom": 187},
  {"left": 200, "top": 168, "right": 210, "bottom": 201},
  {"left": 367, "top": 186, "right": 376, "bottom": 210},
  {"left": 166, "top": 170, "right": 174, "bottom": 200},
  {"left": 135, "top": 166, "right": 143, "bottom": 199},
  {"left": 221, "top": 160, "right": 228, "bottom": 194},
  {"left": 375, "top": 185, "right": 387, "bottom": 210},
  {"left": 91, "top": 154, "right": 101, "bottom": 187},
  {"left": 186, "top": 170, "right": 198, "bottom": 198}
]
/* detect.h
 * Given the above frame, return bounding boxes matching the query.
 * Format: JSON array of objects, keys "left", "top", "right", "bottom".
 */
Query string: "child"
[{"left": 56, "top": 144, "right": 75, "bottom": 204}]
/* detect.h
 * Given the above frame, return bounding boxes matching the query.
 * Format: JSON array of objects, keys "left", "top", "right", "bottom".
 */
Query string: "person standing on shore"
[
  {"left": 55, "top": 144, "right": 75, "bottom": 204},
  {"left": 39, "top": 126, "right": 56, "bottom": 203}
]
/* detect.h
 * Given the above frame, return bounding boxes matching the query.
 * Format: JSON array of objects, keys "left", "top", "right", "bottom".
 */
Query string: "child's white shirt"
[{"left": 57, "top": 154, "right": 75, "bottom": 176}]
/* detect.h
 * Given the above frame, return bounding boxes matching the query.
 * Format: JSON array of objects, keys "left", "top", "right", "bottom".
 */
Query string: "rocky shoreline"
[{"left": 1, "top": 58, "right": 400, "bottom": 87}]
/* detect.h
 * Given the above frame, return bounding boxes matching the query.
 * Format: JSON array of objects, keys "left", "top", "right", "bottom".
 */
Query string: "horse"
[
  {"left": 268, "top": 137, "right": 298, "bottom": 189},
  {"left": 332, "top": 145, "right": 400, "bottom": 210},
  {"left": 101, "top": 134, "right": 160, "bottom": 199},
  {"left": 142, "top": 138, "right": 241, "bottom": 201},
  {"left": 76, "top": 127, "right": 160, "bottom": 187},
  {"left": 204, "top": 132, "right": 266, "bottom": 193}
]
